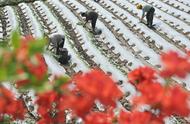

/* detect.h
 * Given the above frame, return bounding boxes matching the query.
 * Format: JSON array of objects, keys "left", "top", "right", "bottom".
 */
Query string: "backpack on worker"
[{"left": 57, "top": 48, "right": 71, "bottom": 65}]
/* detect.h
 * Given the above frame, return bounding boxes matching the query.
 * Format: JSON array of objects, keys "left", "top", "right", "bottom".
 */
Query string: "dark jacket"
[
  {"left": 57, "top": 48, "right": 71, "bottom": 65},
  {"left": 49, "top": 34, "right": 65, "bottom": 49},
  {"left": 49, "top": 34, "right": 65, "bottom": 54},
  {"left": 85, "top": 11, "right": 98, "bottom": 22}
]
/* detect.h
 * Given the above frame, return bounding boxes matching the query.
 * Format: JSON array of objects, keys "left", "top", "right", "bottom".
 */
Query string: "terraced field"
[{"left": 0, "top": 0, "right": 190, "bottom": 94}]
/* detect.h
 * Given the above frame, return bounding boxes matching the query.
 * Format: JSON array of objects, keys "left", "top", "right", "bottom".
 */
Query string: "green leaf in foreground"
[{"left": 11, "top": 30, "right": 21, "bottom": 49}]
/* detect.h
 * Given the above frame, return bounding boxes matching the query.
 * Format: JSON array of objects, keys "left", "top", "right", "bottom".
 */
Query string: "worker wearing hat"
[
  {"left": 137, "top": 4, "right": 155, "bottom": 28},
  {"left": 81, "top": 11, "right": 98, "bottom": 32}
]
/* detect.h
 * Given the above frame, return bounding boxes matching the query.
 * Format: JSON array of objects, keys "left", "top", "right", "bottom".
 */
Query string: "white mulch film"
[{"left": 2, "top": 0, "right": 190, "bottom": 123}]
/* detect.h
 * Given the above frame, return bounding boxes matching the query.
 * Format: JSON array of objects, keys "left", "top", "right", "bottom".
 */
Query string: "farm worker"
[
  {"left": 48, "top": 34, "right": 65, "bottom": 54},
  {"left": 48, "top": 34, "right": 71, "bottom": 64},
  {"left": 81, "top": 11, "right": 98, "bottom": 32},
  {"left": 57, "top": 48, "right": 71, "bottom": 65},
  {"left": 136, "top": 4, "right": 155, "bottom": 28}
]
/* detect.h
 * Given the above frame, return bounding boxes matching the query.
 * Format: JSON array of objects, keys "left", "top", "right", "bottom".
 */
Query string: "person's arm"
[
  {"left": 140, "top": 11, "right": 145, "bottom": 22},
  {"left": 83, "top": 15, "right": 89, "bottom": 27},
  {"left": 83, "top": 19, "right": 88, "bottom": 27}
]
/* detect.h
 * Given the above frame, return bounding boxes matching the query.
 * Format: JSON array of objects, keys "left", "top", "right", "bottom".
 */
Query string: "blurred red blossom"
[
  {"left": 132, "top": 82, "right": 165, "bottom": 106},
  {"left": 15, "top": 35, "right": 35, "bottom": 62},
  {"left": 128, "top": 66, "right": 156, "bottom": 86},
  {"left": 84, "top": 111, "right": 114, "bottom": 124},
  {"left": 24, "top": 53, "right": 47, "bottom": 80},
  {"left": 160, "top": 51, "right": 190, "bottom": 78},
  {"left": 14, "top": 35, "right": 47, "bottom": 88},
  {"left": 0, "top": 86, "right": 25, "bottom": 121},
  {"left": 161, "top": 85, "right": 190, "bottom": 116},
  {"left": 73, "top": 69, "right": 123, "bottom": 107},
  {"left": 118, "top": 110, "right": 163, "bottom": 124},
  {"left": 36, "top": 91, "right": 58, "bottom": 116},
  {"left": 36, "top": 90, "right": 65, "bottom": 124},
  {"left": 62, "top": 91, "right": 94, "bottom": 118}
]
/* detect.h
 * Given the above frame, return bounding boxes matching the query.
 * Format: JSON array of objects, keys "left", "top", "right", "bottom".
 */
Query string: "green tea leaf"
[
  {"left": 29, "top": 38, "right": 47, "bottom": 55},
  {"left": 11, "top": 30, "right": 20, "bottom": 49},
  {"left": 0, "top": 68, "right": 7, "bottom": 81}
]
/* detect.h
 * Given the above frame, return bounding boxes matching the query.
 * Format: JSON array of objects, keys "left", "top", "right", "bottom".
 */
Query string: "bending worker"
[
  {"left": 137, "top": 4, "right": 155, "bottom": 28},
  {"left": 81, "top": 11, "right": 98, "bottom": 32}
]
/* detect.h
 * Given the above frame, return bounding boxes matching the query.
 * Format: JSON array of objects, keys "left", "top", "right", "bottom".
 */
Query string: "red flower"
[
  {"left": 132, "top": 82, "right": 190, "bottom": 118},
  {"left": 128, "top": 66, "right": 156, "bottom": 86},
  {"left": 15, "top": 53, "right": 47, "bottom": 88},
  {"left": 14, "top": 35, "right": 47, "bottom": 87},
  {"left": 62, "top": 91, "right": 94, "bottom": 118},
  {"left": 2, "top": 51, "right": 13, "bottom": 64},
  {"left": 15, "top": 35, "right": 34, "bottom": 62},
  {"left": 119, "top": 111, "right": 151, "bottom": 124},
  {"left": 130, "top": 111, "right": 152, "bottom": 124},
  {"left": 5, "top": 100, "right": 25, "bottom": 120},
  {"left": 21, "top": 35, "right": 35, "bottom": 42},
  {"left": 118, "top": 110, "right": 131, "bottom": 124},
  {"left": 161, "top": 85, "right": 190, "bottom": 116},
  {"left": 160, "top": 51, "right": 190, "bottom": 78},
  {"left": 118, "top": 110, "right": 163, "bottom": 124},
  {"left": 0, "top": 86, "right": 14, "bottom": 99},
  {"left": 36, "top": 91, "right": 58, "bottom": 116},
  {"left": 16, "top": 41, "right": 29, "bottom": 62},
  {"left": 36, "top": 91, "right": 65, "bottom": 124},
  {"left": 0, "top": 86, "right": 25, "bottom": 120},
  {"left": 73, "top": 69, "right": 123, "bottom": 107},
  {"left": 24, "top": 54, "right": 47, "bottom": 80},
  {"left": 57, "top": 82, "right": 95, "bottom": 118},
  {"left": 184, "top": 48, "right": 190, "bottom": 57},
  {"left": 133, "top": 82, "right": 165, "bottom": 106},
  {"left": 37, "top": 111, "right": 65, "bottom": 124},
  {"left": 0, "top": 97, "right": 6, "bottom": 114},
  {"left": 16, "top": 79, "right": 30, "bottom": 88},
  {"left": 84, "top": 111, "right": 113, "bottom": 124}
]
